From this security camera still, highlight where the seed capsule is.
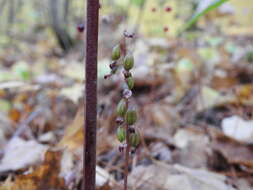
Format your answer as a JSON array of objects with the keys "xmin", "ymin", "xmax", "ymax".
[
  {"xmin": 111, "ymin": 45, "xmax": 121, "ymax": 60},
  {"xmin": 123, "ymin": 54, "xmax": 134, "ymax": 71},
  {"xmin": 125, "ymin": 109, "xmax": 137, "ymax": 125},
  {"xmin": 126, "ymin": 77, "xmax": 134, "ymax": 90},
  {"xmin": 116, "ymin": 126, "xmax": 126, "ymax": 142},
  {"xmin": 116, "ymin": 99, "xmax": 127, "ymax": 117},
  {"xmin": 130, "ymin": 132, "xmax": 140, "ymax": 147}
]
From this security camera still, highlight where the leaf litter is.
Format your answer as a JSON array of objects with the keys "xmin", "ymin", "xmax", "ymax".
[{"xmin": 1, "ymin": 9, "xmax": 253, "ymax": 190}]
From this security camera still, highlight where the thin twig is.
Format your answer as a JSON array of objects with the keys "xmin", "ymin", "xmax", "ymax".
[{"xmin": 11, "ymin": 107, "xmax": 44, "ymax": 140}]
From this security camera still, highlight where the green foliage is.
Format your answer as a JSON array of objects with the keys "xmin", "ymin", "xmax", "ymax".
[
  {"xmin": 180, "ymin": 0, "xmax": 230, "ymax": 33},
  {"xmin": 247, "ymin": 51, "xmax": 253, "ymax": 62},
  {"xmin": 14, "ymin": 62, "xmax": 31, "ymax": 81},
  {"xmin": 131, "ymin": 0, "xmax": 145, "ymax": 7}
]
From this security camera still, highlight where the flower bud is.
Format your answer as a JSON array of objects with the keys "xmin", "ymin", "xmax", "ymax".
[
  {"xmin": 104, "ymin": 74, "xmax": 111, "ymax": 79},
  {"xmin": 129, "ymin": 127, "xmax": 135, "ymax": 133},
  {"xmin": 77, "ymin": 23, "xmax": 85, "ymax": 33},
  {"xmin": 126, "ymin": 77, "xmax": 134, "ymax": 90},
  {"xmin": 109, "ymin": 61, "xmax": 117, "ymax": 69},
  {"xmin": 111, "ymin": 45, "xmax": 121, "ymax": 60},
  {"xmin": 116, "ymin": 117, "xmax": 124, "ymax": 125},
  {"xmin": 116, "ymin": 99, "xmax": 127, "ymax": 117},
  {"xmin": 119, "ymin": 145, "xmax": 124, "ymax": 152},
  {"xmin": 124, "ymin": 30, "xmax": 135, "ymax": 38},
  {"xmin": 130, "ymin": 148, "xmax": 136, "ymax": 155},
  {"xmin": 123, "ymin": 70, "xmax": 132, "ymax": 78},
  {"xmin": 111, "ymin": 66, "xmax": 118, "ymax": 74},
  {"xmin": 130, "ymin": 132, "xmax": 140, "ymax": 147},
  {"xmin": 165, "ymin": 6, "xmax": 172, "ymax": 12},
  {"xmin": 125, "ymin": 109, "xmax": 137, "ymax": 125},
  {"xmin": 123, "ymin": 54, "xmax": 134, "ymax": 71},
  {"xmin": 116, "ymin": 126, "xmax": 126, "ymax": 142},
  {"xmin": 123, "ymin": 89, "xmax": 132, "ymax": 99}
]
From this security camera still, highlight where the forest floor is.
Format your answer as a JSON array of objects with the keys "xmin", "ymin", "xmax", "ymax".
[{"xmin": 0, "ymin": 22, "xmax": 253, "ymax": 190}]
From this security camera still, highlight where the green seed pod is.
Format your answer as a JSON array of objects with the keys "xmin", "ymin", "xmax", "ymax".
[
  {"xmin": 125, "ymin": 109, "xmax": 137, "ymax": 125},
  {"xmin": 116, "ymin": 99, "xmax": 127, "ymax": 117},
  {"xmin": 126, "ymin": 77, "xmax": 134, "ymax": 90},
  {"xmin": 111, "ymin": 45, "xmax": 121, "ymax": 60},
  {"xmin": 123, "ymin": 54, "xmax": 134, "ymax": 71},
  {"xmin": 130, "ymin": 132, "xmax": 140, "ymax": 147},
  {"xmin": 117, "ymin": 126, "xmax": 126, "ymax": 142}
]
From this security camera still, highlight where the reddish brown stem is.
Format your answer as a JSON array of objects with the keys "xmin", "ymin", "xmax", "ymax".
[
  {"xmin": 124, "ymin": 123, "xmax": 130, "ymax": 190},
  {"xmin": 84, "ymin": 0, "xmax": 99, "ymax": 190},
  {"xmin": 124, "ymin": 97, "xmax": 130, "ymax": 190},
  {"xmin": 122, "ymin": 36, "xmax": 130, "ymax": 190}
]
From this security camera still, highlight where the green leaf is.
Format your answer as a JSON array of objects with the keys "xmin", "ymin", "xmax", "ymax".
[
  {"xmin": 180, "ymin": 0, "xmax": 230, "ymax": 33},
  {"xmin": 247, "ymin": 51, "xmax": 253, "ymax": 62},
  {"xmin": 131, "ymin": 0, "xmax": 145, "ymax": 7},
  {"xmin": 13, "ymin": 61, "xmax": 31, "ymax": 81}
]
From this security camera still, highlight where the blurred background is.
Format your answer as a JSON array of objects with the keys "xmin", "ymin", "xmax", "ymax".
[{"xmin": 0, "ymin": 0, "xmax": 253, "ymax": 190}]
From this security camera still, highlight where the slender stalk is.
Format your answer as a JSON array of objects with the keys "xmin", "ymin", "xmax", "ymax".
[
  {"xmin": 84, "ymin": 0, "xmax": 99, "ymax": 190},
  {"xmin": 124, "ymin": 101, "xmax": 130, "ymax": 190},
  {"xmin": 108, "ymin": 34, "xmax": 137, "ymax": 190}
]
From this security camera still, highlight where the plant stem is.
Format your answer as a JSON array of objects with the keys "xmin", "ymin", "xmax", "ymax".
[
  {"xmin": 124, "ymin": 125, "xmax": 130, "ymax": 190},
  {"xmin": 84, "ymin": 0, "xmax": 99, "ymax": 189},
  {"xmin": 124, "ymin": 98, "xmax": 130, "ymax": 190}
]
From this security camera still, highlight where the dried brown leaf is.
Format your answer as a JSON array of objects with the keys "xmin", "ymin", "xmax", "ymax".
[{"xmin": 11, "ymin": 151, "xmax": 67, "ymax": 190}]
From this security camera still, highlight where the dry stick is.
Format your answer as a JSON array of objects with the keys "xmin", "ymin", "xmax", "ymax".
[
  {"xmin": 11, "ymin": 107, "xmax": 44, "ymax": 139},
  {"xmin": 84, "ymin": 0, "xmax": 99, "ymax": 189}
]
